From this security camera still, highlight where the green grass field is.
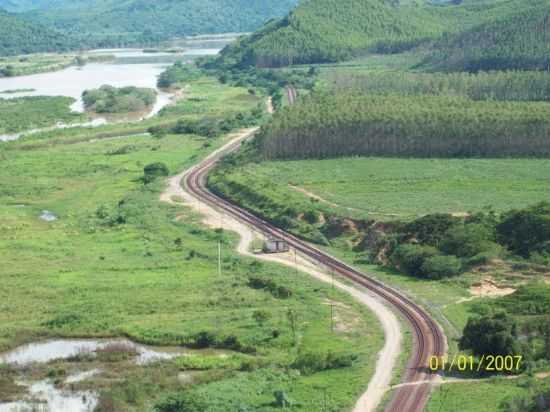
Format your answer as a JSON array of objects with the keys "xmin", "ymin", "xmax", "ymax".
[
  {"xmin": 425, "ymin": 378, "xmax": 539, "ymax": 412},
  {"xmin": 211, "ymin": 152, "xmax": 550, "ymax": 412},
  {"xmin": 0, "ymin": 77, "xmax": 384, "ymax": 411},
  {"xmin": 0, "ymin": 96, "xmax": 84, "ymax": 134},
  {"xmin": 222, "ymin": 157, "xmax": 550, "ymax": 220}
]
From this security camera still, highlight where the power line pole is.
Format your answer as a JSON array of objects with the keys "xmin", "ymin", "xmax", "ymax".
[
  {"xmin": 331, "ymin": 303, "xmax": 335, "ymax": 332},
  {"xmin": 218, "ymin": 239, "xmax": 222, "ymax": 277},
  {"xmin": 294, "ymin": 247, "xmax": 298, "ymax": 275}
]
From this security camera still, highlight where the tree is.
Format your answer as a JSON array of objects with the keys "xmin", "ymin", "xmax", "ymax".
[
  {"xmin": 497, "ymin": 202, "xmax": 550, "ymax": 258},
  {"xmin": 440, "ymin": 224, "xmax": 496, "ymax": 258},
  {"xmin": 143, "ymin": 162, "xmax": 169, "ymax": 183},
  {"xmin": 390, "ymin": 244, "xmax": 439, "ymax": 277},
  {"xmin": 405, "ymin": 214, "xmax": 459, "ymax": 247},
  {"xmin": 421, "ymin": 255, "xmax": 462, "ymax": 279},
  {"xmin": 459, "ymin": 312, "xmax": 520, "ymax": 357}
]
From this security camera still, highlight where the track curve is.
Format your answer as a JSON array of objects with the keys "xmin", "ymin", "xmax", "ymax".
[{"xmin": 184, "ymin": 131, "xmax": 446, "ymax": 412}]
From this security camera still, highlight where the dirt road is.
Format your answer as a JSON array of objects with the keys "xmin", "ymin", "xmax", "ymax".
[{"xmin": 161, "ymin": 129, "xmax": 403, "ymax": 412}]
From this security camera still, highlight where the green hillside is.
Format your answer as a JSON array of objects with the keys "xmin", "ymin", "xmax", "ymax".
[
  {"xmin": 215, "ymin": 0, "xmax": 449, "ymax": 68},
  {"xmin": 0, "ymin": 9, "xmax": 74, "ymax": 56},
  {"xmin": 213, "ymin": 0, "xmax": 550, "ymax": 68},
  {"xmin": 24, "ymin": 0, "xmax": 299, "ymax": 45},
  {"xmin": 423, "ymin": 1, "xmax": 550, "ymax": 71}
]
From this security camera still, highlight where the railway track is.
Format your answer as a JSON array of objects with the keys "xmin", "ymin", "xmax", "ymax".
[{"xmin": 183, "ymin": 131, "xmax": 446, "ymax": 412}]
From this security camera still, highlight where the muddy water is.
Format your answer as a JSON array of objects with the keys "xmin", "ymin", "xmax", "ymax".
[
  {"xmin": 0, "ymin": 339, "xmax": 185, "ymax": 366},
  {"xmin": 0, "ymin": 380, "xmax": 98, "ymax": 412},
  {"xmin": 0, "ymin": 339, "xmax": 191, "ymax": 411},
  {"xmin": 0, "ymin": 38, "xmax": 234, "ymax": 142}
]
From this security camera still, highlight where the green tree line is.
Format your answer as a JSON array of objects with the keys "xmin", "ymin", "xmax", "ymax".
[
  {"xmin": 257, "ymin": 92, "xmax": 550, "ymax": 159},
  {"xmin": 331, "ymin": 70, "xmax": 550, "ymax": 102}
]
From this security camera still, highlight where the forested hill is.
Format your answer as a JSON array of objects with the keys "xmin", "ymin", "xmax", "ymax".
[
  {"xmin": 0, "ymin": 8, "xmax": 73, "ymax": 56},
  {"xmin": 214, "ymin": 0, "xmax": 449, "ymax": 68},
  {"xmin": 23, "ymin": 0, "xmax": 299, "ymax": 44},
  {"xmin": 213, "ymin": 0, "xmax": 550, "ymax": 69},
  {"xmin": 422, "ymin": 2, "xmax": 550, "ymax": 72}
]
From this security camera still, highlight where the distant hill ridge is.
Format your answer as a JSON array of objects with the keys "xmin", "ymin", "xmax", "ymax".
[
  {"xmin": 21, "ymin": 0, "xmax": 300, "ymax": 41},
  {"xmin": 0, "ymin": 8, "xmax": 73, "ymax": 56}
]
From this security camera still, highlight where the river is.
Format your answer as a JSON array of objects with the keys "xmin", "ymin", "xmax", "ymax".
[{"xmin": 0, "ymin": 37, "xmax": 234, "ymax": 141}]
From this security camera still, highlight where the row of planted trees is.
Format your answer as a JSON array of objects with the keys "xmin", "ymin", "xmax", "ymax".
[
  {"xmin": 258, "ymin": 93, "xmax": 550, "ymax": 159},
  {"xmin": 330, "ymin": 70, "xmax": 550, "ymax": 102}
]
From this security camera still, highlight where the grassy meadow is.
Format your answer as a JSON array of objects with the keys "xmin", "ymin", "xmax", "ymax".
[
  {"xmin": 0, "ymin": 96, "xmax": 84, "ymax": 134},
  {"xmin": 215, "ymin": 157, "xmax": 550, "ymax": 220},
  {"xmin": 0, "ymin": 76, "xmax": 384, "ymax": 411}
]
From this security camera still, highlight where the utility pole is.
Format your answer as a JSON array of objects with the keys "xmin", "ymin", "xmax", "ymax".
[
  {"xmin": 218, "ymin": 240, "xmax": 222, "ymax": 277},
  {"xmin": 294, "ymin": 247, "xmax": 298, "ymax": 275},
  {"xmin": 330, "ymin": 302, "xmax": 335, "ymax": 333}
]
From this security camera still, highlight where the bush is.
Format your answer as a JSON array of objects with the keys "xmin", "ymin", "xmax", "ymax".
[
  {"xmin": 154, "ymin": 392, "xmax": 207, "ymax": 412},
  {"xmin": 193, "ymin": 331, "xmax": 217, "ymax": 348},
  {"xmin": 390, "ymin": 244, "xmax": 439, "ymax": 277},
  {"xmin": 247, "ymin": 276, "xmax": 292, "ymax": 299},
  {"xmin": 440, "ymin": 224, "xmax": 496, "ymax": 258},
  {"xmin": 497, "ymin": 202, "xmax": 550, "ymax": 258},
  {"xmin": 459, "ymin": 312, "xmax": 520, "ymax": 357},
  {"xmin": 82, "ymin": 85, "xmax": 156, "ymax": 113},
  {"xmin": 421, "ymin": 255, "xmax": 462, "ymax": 279},
  {"xmin": 292, "ymin": 350, "xmax": 357, "ymax": 375},
  {"xmin": 144, "ymin": 162, "xmax": 169, "ymax": 183},
  {"xmin": 405, "ymin": 214, "xmax": 460, "ymax": 246}
]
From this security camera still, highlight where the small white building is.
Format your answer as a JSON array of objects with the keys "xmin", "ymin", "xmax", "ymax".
[{"xmin": 264, "ymin": 237, "xmax": 289, "ymax": 253}]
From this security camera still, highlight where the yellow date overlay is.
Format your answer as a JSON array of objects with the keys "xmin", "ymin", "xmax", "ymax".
[{"xmin": 428, "ymin": 355, "xmax": 522, "ymax": 372}]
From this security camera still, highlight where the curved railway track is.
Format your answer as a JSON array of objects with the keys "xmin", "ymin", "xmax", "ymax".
[{"xmin": 184, "ymin": 131, "xmax": 446, "ymax": 412}]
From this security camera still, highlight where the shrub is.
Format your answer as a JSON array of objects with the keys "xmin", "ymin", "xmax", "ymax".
[
  {"xmin": 248, "ymin": 276, "xmax": 292, "ymax": 299},
  {"xmin": 405, "ymin": 214, "xmax": 460, "ymax": 246},
  {"xmin": 292, "ymin": 350, "xmax": 357, "ymax": 375},
  {"xmin": 421, "ymin": 255, "xmax": 462, "ymax": 279},
  {"xmin": 440, "ymin": 224, "xmax": 496, "ymax": 258},
  {"xmin": 466, "ymin": 251, "xmax": 497, "ymax": 267},
  {"xmin": 253, "ymin": 310, "xmax": 271, "ymax": 325},
  {"xmin": 497, "ymin": 202, "xmax": 550, "ymax": 258},
  {"xmin": 274, "ymin": 391, "xmax": 292, "ymax": 408},
  {"xmin": 193, "ymin": 331, "xmax": 217, "ymax": 348},
  {"xmin": 144, "ymin": 162, "xmax": 169, "ymax": 183},
  {"xmin": 154, "ymin": 392, "xmax": 207, "ymax": 412},
  {"xmin": 459, "ymin": 312, "xmax": 520, "ymax": 357},
  {"xmin": 390, "ymin": 244, "xmax": 439, "ymax": 277}
]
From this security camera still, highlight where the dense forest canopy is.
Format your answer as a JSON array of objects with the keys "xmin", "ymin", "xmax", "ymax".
[
  {"xmin": 0, "ymin": 0, "xmax": 299, "ymax": 55},
  {"xmin": 257, "ymin": 92, "xmax": 550, "ymax": 159},
  {"xmin": 0, "ymin": 8, "xmax": 74, "ymax": 56},
  {"xmin": 422, "ymin": 2, "xmax": 550, "ymax": 71},
  {"xmin": 21, "ymin": 0, "xmax": 299, "ymax": 46},
  {"xmin": 214, "ymin": 0, "xmax": 550, "ymax": 69}
]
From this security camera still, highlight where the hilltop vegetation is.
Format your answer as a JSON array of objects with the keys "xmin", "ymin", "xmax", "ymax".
[
  {"xmin": 215, "ymin": 0, "xmax": 449, "ymax": 68},
  {"xmin": 0, "ymin": 0, "xmax": 299, "ymax": 55},
  {"xmin": 20, "ymin": 0, "xmax": 299, "ymax": 49},
  {"xmin": 423, "ymin": 2, "xmax": 550, "ymax": 72},
  {"xmin": 213, "ymin": 0, "xmax": 550, "ymax": 71},
  {"xmin": 0, "ymin": 9, "xmax": 74, "ymax": 56}
]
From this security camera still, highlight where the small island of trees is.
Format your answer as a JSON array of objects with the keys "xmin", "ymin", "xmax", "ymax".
[{"xmin": 82, "ymin": 85, "xmax": 157, "ymax": 114}]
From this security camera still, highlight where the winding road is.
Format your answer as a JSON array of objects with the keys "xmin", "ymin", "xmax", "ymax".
[
  {"xmin": 163, "ymin": 87, "xmax": 446, "ymax": 410},
  {"xmin": 168, "ymin": 128, "xmax": 447, "ymax": 412}
]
